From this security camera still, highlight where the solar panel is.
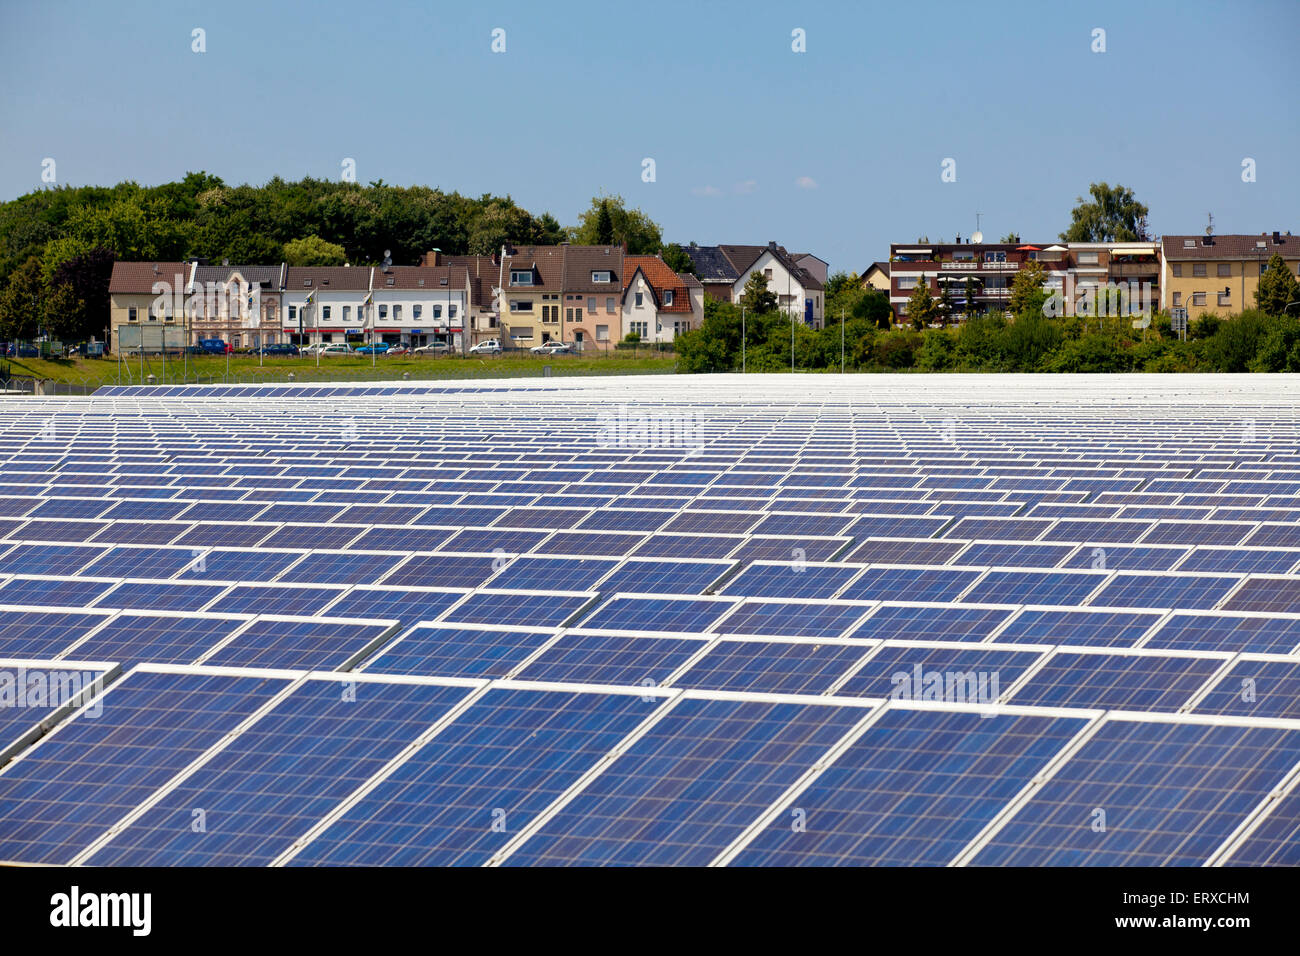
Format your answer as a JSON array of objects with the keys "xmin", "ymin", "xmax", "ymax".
[
  {"xmin": 286, "ymin": 686, "xmax": 662, "ymax": 866},
  {"xmin": 839, "ymin": 567, "xmax": 981, "ymax": 603},
  {"xmin": 0, "ymin": 669, "xmax": 293, "ymax": 864},
  {"xmin": 971, "ymin": 718, "xmax": 1300, "ymax": 866},
  {"xmin": 71, "ymin": 612, "xmax": 247, "ymax": 667},
  {"xmin": 675, "ymin": 639, "xmax": 871, "ymax": 694},
  {"xmin": 1221, "ymin": 577, "xmax": 1300, "ymax": 614},
  {"xmin": 837, "ymin": 644, "xmax": 1045, "ymax": 700},
  {"xmin": 719, "ymin": 562, "xmax": 861, "ymax": 600},
  {"xmin": 1005, "ymin": 649, "xmax": 1225, "ymax": 711},
  {"xmin": 995, "ymin": 607, "xmax": 1162, "ymax": 648},
  {"xmin": 1144, "ymin": 612, "xmax": 1300, "ymax": 654},
  {"xmin": 731, "ymin": 707, "xmax": 1089, "ymax": 866},
  {"xmin": 850, "ymin": 604, "xmax": 1012, "ymax": 642},
  {"xmin": 579, "ymin": 595, "xmax": 736, "ymax": 633},
  {"xmin": 82, "ymin": 677, "xmax": 474, "ymax": 866},
  {"xmin": 1089, "ymin": 573, "xmax": 1242, "ymax": 610},
  {"xmin": 514, "ymin": 631, "xmax": 705, "ymax": 687},
  {"xmin": 361, "ymin": 624, "xmax": 556, "ymax": 679},
  {"xmin": 202, "ymin": 617, "xmax": 396, "ymax": 670},
  {"xmin": 719, "ymin": 600, "xmax": 870, "ymax": 639},
  {"xmin": 504, "ymin": 697, "xmax": 865, "ymax": 866}
]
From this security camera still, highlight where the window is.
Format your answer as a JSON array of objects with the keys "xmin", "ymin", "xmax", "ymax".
[
  {"xmin": 510, "ymin": 300, "xmax": 533, "ymax": 312},
  {"xmin": 1218, "ymin": 291, "xmax": 1231, "ymax": 306},
  {"xmin": 564, "ymin": 308, "xmax": 572, "ymax": 322},
  {"xmin": 378, "ymin": 305, "xmax": 387, "ymax": 319},
  {"xmin": 1192, "ymin": 292, "xmax": 1206, "ymax": 306},
  {"xmin": 413, "ymin": 305, "xmax": 422, "ymax": 320},
  {"xmin": 510, "ymin": 270, "xmax": 533, "ymax": 286},
  {"xmin": 1183, "ymin": 240, "xmax": 1195, "ymax": 249},
  {"xmin": 984, "ymin": 251, "xmax": 1007, "ymax": 262},
  {"xmin": 605, "ymin": 297, "xmax": 615, "ymax": 313},
  {"xmin": 674, "ymin": 320, "xmax": 688, "ymax": 336},
  {"xmin": 449, "ymin": 305, "xmax": 457, "ymax": 318},
  {"xmin": 663, "ymin": 290, "xmax": 674, "ymax": 306},
  {"xmin": 128, "ymin": 307, "xmax": 138, "ymax": 322},
  {"xmin": 392, "ymin": 305, "xmax": 401, "ymax": 321},
  {"xmin": 322, "ymin": 306, "xmax": 331, "ymax": 320},
  {"xmin": 897, "ymin": 277, "xmax": 918, "ymax": 290},
  {"xmin": 433, "ymin": 306, "xmax": 442, "ymax": 319},
  {"xmin": 1172, "ymin": 292, "xmax": 1182, "ymax": 307},
  {"xmin": 587, "ymin": 297, "xmax": 595, "ymax": 314},
  {"xmin": 763, "ymin": 269, "xmax": 773, "ymax": 280},
  {"xmin": 575, "ymin": 307, "xmax": 583, "ymax": 322},
  {"xmin": 1193, "ymin": 263, "xmax": 1207, "ymax": 277},
  {"xmin": 1078, "ymin": 252, "xmax": 1099, "ymax": 265},
  {"xmin": 1172, "ymin": 264, "xmax": 1182, "ymax": 277},
  {"xmin": 591, "ymin": 270, "xmax": 611, "ymax": 283},
  {"xmin": 288, "ymin": 306, "xmax": 297, "ymax": 320},
  {"xmin": 634, "ymin": 292, "xmax": 644, "ymax": 307},
  {"xmin": 1217, "ymin": 263, "xmax": 1231, "ymax": 277},
  {"xmin": 1261, "ymin": 264, "xmax": 1270, "ymax": 276},
  {"xmin": 631, "ymin": 321, "xmax": 648, "ymax": 338},
  {"xmin": 596, "ymin": 325, "xmax": 609, "ymax": 341}
]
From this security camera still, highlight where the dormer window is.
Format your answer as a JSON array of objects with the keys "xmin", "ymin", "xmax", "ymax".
[
  {"xmin": 663, "ymin": 290, "xmax": 674, "ymax": 306},
  {"xmin": 591, "ymin": 270, "xmax": 612, "ymax": 283},
  {"xmin": 303, "ymin": 279, "xmax": 312, "ymax": 287},
  {"xmin": 510, "ymin": 270, "xmax": 534, "ymax": 286},
  {"xmin": 386, "ymin": 277, "xmax": 394, "ymax": 285}
]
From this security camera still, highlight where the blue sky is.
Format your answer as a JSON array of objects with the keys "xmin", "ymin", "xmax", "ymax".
[{"xmin": 2, "ymin": 0, "xmax": 1297, "ymax": 272}]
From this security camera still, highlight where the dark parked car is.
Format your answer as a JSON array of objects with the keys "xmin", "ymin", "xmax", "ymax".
[
  {"xmin": 195, "ymin": 339, "xmax": 233, "ymax": 354},
  {"xmin": 256, "ymin": 344, "xmax": 300, "ymax": 356}
]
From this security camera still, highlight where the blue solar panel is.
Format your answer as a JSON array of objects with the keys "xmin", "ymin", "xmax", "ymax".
[
  {"xmin": 839, "ymin": 567, "xmax": 981, "ymax": 603},
  {"xmin": 442, "ymin": 591, "xmax": 591, "ymax": 628},
  {"xmin": 1090, "ymin": 573, "xmax": 1241, "ymax": 610},
  {"xmin": 73, "ymin": 613, "xmax": 245, "ymax": 667},
  {"xmin": 0, "ymin": 662, "xmax": 112, "ymax": 761},
  {"xmin": 675, "ymin": 639, "xmax": 871, "ymax": 694},
  {"xmin": 838, "ymin": 644, "xmax": 1045, "ymax": 700},
  {"xmin": 1221, "ymin": 786, "xmax": 1300, "ymax": 865},
  {"xmin": 515, "ymin": 632, "xmax": 705, "ymax": 686},
  {"xmin": 95, "ymin": 580, "xmax": 227, "ymax": 612},
  {"xmin": 0, "ymin": 609, "xmax": 111, "ymax": 657},
  {"xmin": 597, "ymin": 559, "xmax": 731, "ymax": 595},
  {"xmin": 0, "ymin": 544, "xmax": 106, "ymax": 576},
  {"xmin": 972, "ymin": 719, "xmax": 1300, "ymax": 865},
  {"xmin": 720, "ymin": 601, "xmax": 869, "ymax": 639},
  {"xmin": 382, "ymin": 554, "xmax": 503, "ymax": 590},
  {"xmin": 278, "ymin": 551, "xmax": 403, "ymax": 585},
  {"xmin": 1178, "ymin": 548, "xmax": 1300, "ymax": 574},
  {"xmin": 720, "ymin": 563, "xmax": 861, "ymax": 599},
  {"xmin": 203, "ymin": 618, "xmax": 394, "ymax": 671},
  {"xmin": 580, "ymin": 596, "xmax": 736, "ymax": 633},
  {"xmin": 362, "ymin": 625, "xmax": 555, "ymax": 679},
  {"xmin": 485, "ymin": 556, "xmax": 618, "ymax": 591},
  {"xmin": 956, "ymin": 542, "xmax": 1076, "ymax": 568},
  {"xmin": 963, "ymin": 570, "xmax": 1107, "ymax": 606},
  {"xmin": 1144, "ymin": 612, "xmax": 1300, "ymax": 654},
  {"xmin": 1222, "ymin": 578, "xmax": 1300, "ymax": 614},
  {"xmin": 1006, "ymin": 650, "xmax": 1224, "ymax": 711},
  {"xmin": 1058, "ymin": 544, "xmax": 1189, "ymax": 571},
  {"xmin": 82, "ymin": 678, "xmax": 473, "ymax": 866},
  {"xmin": 850, "ymin": 604, "xmax": 1011, "ymax": 642},
  {"xmin": 0, "ymin": 669, "xmax": 292, "ymax": 864},
  {"xmin": 732, "ymin": 708, "xmax": 1088, "ymax": 866},
  {"xmin": 81, "ymin": 546, "xmax": 209, "ymax": 579},
  {"xmin": 1192, "ymin": 659, "xmax": 1300, "ymax": 720},
  {"xmin": 323, "ymin": 587, "xmax": 462, "ymax": 627},
  {"xmin": 176, "ymin": 548, "xmax": 300, "ymax": 581},
  {"xmin": 995, "ymin": 608, "xmax": 1162, "ymax": 648},
  {"xmin": 0, "ymin": 577, "xmax": 115, "ymax": 608},
  {"xmin": 505, "ymin": 698, "xmax": 864, "ymax": 866},
  {"xmin": 288, "ymin": 687, "xmax": 660, "ymax": 866},
  {"xmin": 206, "ymin": 585, "xmax": 344, "ymax": 616},
  {"xmin": 846, "ymin": 539, "xmax": 965, "ymax": 564}
]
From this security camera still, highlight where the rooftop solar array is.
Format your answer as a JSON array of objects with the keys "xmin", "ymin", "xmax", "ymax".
[{"xmin": 1, "ymin": 374, "xmax": 1299, "ymax": 866}]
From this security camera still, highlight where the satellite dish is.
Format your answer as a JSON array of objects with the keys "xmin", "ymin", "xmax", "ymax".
[
  {"xmin": 1205, "ymin": 225, "xmax": 1213, "ymax": 236},
  {"xmin": 383, "ymin": 249, "xmax": 391, "ymax": 259},
  {"xmin": 970, "ymin": 231, "xmax": 983, "ymax": 244}
]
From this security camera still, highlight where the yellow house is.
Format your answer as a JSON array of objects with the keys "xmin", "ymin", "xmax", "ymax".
[
  {"xmin": 859, "ymin": 261, "xmax": 890, "ymax": 292},
  {"xmin": 1161, "ymin": 232, "xmax": 1299, "ymax": 317},
  {"xmin": 497, "ymin": 245, "xmax": 565, "ymax": 348},
  {"xmin": 108, "ymin": 261, "xmax": 190, "ymax": 352}
]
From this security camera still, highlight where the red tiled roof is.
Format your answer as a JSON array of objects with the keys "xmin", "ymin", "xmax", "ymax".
[
  {"xmin": 109, "ymin": 261, "xmax": 188, "ymax": 294},
  {"xmin": 624, "ymin": 255, "xmax": 693, "ymax": 312}
]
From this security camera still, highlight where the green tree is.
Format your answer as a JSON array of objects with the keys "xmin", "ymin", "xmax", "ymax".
[
  {"xmin": 569, "ymin": 194, "xmax": 663, "ymax": 253},
  {"xmin": 660, "ymin": 242, "xmax": 694, "ymax": 274},
  {"xmin": 937, "ymin": 282, "xmax": 956, "ymax": 324},
  {"xmin": 42, "ymin": 281, "xmax": 85, "ymax": 342},
  {"xmin": 1061, "ymin": 183, "xmax": 1150, "ymax": 242},
  {"xmin": 1009, "ymin": 259, "xmax": 1048, "ymax": 317},
  {"xmin": 1255, "ymin": 253, "xmax": 1300, "ymax": 316},
  {"xmin": 739, "ymin": 270, "xmax": 778, "ymax": 314},
  {"xmin": 0, "ymin": 256, "xmax": 47, "ymax": 341},
  {"xmin": 906, "ymin": 274, "xmax": 935, "ymax": 329},
  {"xmin": 47, "ymin": 246, "xmax": 115, "ymax": 342},
  {"xmin": 284, "ymin": 235, "xmax": 348, "ymax": 266},
  {"xmin": 962, "ymin": 276, "xmax": 979, "ymax": 319}
]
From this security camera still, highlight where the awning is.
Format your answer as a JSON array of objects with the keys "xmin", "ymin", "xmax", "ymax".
[{"xmin": 1016, "ymin": 245, "xmax": 1041, "ymax": 251}]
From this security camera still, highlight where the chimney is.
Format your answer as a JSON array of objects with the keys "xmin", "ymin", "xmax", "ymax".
[
  {"xmin": 768, "ymin": 241, "xmax": 777, "ymax": 250},
  {"xmin": 1273, "ymin": 231, "xmax": 1282, "ymax": 244}
]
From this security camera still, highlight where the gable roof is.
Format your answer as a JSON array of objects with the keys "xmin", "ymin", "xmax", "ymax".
[
  {"xmin": 192, "ymin": 263, "xmax": 284, "ymax": 289},
  {"xmin": 623, "ymin": 255, "xmax": 693, "ymax": 313},
  {"xmin": 1161, "ymin": 234, "xmax": 1297, "ymax": 260},
  {"xmin": 562, "ymin": 244, "xmax": 623, "ymax": 293},
  {"xmin": 372, "ymin": 265, "xmax": 469, "ymax": 291},
  {"xmin": 443, "ymin": 254, "xmax": 504, "ymax": 309},
  {"xmin": 684, "ymin": 245, "xmax": 740, "ymax": 283},
  {"xmin": 502, "ymin": 245, "xmax": 564, "ymax": 291},
  {"xmin": 721, "ymin": 242, "xmax": 825, "ymax": 291},
  {"xmin": 285, "ymin": 266, "xmax": 371, "ymax": 292},
  {"xmin": 109, "ymin": 261, "xmax": 188, "ymax": 295}
]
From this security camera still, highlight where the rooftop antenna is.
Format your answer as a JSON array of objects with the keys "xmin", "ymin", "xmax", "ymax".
[{"xmin": 1206, "ymin": 213, "xmax": 1214, "ymax": 236}]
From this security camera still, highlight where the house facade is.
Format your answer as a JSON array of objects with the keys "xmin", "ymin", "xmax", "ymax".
[
  {"xmin": 281, "ymin": 266, "xmax": 373, "ymax": 347},
  {"xmin": 1161, "ymin": 232, "xmax": 1298, "ymax": 317},
  {"xmin": 108, "ymin": 261, "xmax": 190, "ymax": 351},
  {"xmin": 496, "ymin": 245, "xmax": 565, "ymax": 348},
  {"xmin": 621, "ymin": 255, "xmax": 703, "ymax": 344},
  {"xmin": 561, "ymin": 244, "xmax": 623, "ymax": 351},
  {"xmin": 685, "ymin": 242, "xmax": 825, "ymax": 326}
]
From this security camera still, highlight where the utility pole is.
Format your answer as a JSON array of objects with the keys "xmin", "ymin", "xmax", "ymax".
[{"xmin": 841, "ymin": 306, "xmax": 845, "ymax": 374}]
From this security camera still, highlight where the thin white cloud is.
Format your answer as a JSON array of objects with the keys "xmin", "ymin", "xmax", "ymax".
[
  {"xmin": 795, "ymin": 176, "xmax": 818, "ymax": 190},
  {"xmin": 733, "ymin": 179, "xmax": 758, "ymax": 194},
  {"xmin": 691, "ymin": 185, "xmax": 722, "ymax": 197}
]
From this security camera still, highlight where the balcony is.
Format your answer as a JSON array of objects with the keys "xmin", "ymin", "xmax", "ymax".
[{"xmin": 1110, "ymin": 263, "xmax": 1159, "ymax": 278}]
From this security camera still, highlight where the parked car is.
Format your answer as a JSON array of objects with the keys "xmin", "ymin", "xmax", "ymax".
[
  {"xmin": 256, "ymin": 343, "xmax": 300, "ymax": 356},
  {"xmin": 195, "ymin": 338, "xmax": 232, "ymax": 355},
  {"xmin": 384, "ymin": 345, "xmax": 411, "ymax": 356},
  {"xmin": 413, "ymin": 342, "xmax": 449, "ymax": 355},
  {"xmin": 354, "ymin": 343, "xmax": 391, "ymax": 354},
  {"xmin": 469, "ymin": 339, "xmax": 502, "ymax": 354},
  {"xmin": 530, "ymin": 340, "xmax": 572, "ymax": 354},
  {"xmin": 317, "ymin": 344, "xmax": 354, "ymax": 356}
]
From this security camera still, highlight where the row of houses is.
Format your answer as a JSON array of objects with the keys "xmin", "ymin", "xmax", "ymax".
[
  {"xmin": 862, "ymin": 231, "xmax": 1300, "ymax": 322},
  {"xmin": 108, "ymin": 244, "xmax": 722, "ymax": 351}
]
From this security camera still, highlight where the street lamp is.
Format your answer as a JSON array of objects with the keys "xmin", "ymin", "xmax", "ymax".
[{"xmin": 741, "ymin": 306, "xmax": 746, "ymax": 374}]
